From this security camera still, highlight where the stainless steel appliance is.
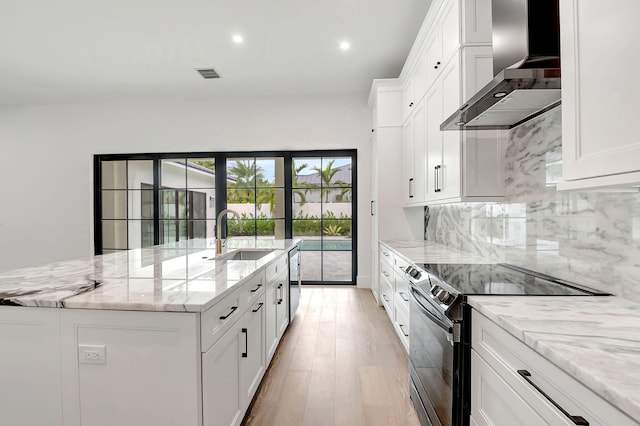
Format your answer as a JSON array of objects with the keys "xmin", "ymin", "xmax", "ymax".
[
  {"xmin": 405, "ymin": 263, "xmax": 608, "ymax": 426},
  {"xmin": 288, "ymin": 246, "xmax": 301, "ymax": 322},
  {"xmin": 441, "ymin": 0, "xmax": 561, "ymax": 131}
]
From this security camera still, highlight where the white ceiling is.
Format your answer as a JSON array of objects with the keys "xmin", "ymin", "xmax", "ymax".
[{"xmin": 0, "ymin": 0, "xmax": 431, "ymax": 106}]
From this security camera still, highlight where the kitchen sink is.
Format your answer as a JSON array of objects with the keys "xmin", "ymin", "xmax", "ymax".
[{"xmin": 216, "ymin": 249, "xmax": 273, "ymax": 261}]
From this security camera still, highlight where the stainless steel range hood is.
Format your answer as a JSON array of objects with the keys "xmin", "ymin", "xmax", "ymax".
[{"xmin": 441, "ymin": 0, "xmax": 561, "ymax": 131}]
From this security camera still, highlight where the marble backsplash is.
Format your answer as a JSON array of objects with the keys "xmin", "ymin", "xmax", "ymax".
[{"xmin": 425, "ymin": 107, "xmax": 640, "ymax": 301}]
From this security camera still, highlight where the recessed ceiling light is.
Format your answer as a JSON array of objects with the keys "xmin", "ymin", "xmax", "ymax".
[
  {"xmin": 339, "ymin": 41, "xmax": 351, "ymax": 51},
  {"xmin": 232, "ymin": 34, "xmax": 244, "ymax": 44}
]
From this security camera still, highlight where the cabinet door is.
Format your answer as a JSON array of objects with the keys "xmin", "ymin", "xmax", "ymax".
[
  {"xmin": 471, "ymin": 350, "xmax": 547, "ymax": 426},
  {"xmin": 561, "ymin": 0, "xmax": 640, "ymax": 185},
  {"xmin": 265, "ymin": 280, "xmax": 278, "ymax": 364},
  {"xmin": 440, "ymin": 55, "xmax": 462, "ymax": 200},
  {"xmin": 203, "ymin": 323, "xmax": 243, "ymax": 426},
  {"xmin": 402, "ymin": 117, "xmax": 416, "ymax": 203},
  {"xmin": 239, "ymin": 298, "xmax": 266, "ymax": 410},
  {"xmin": 425, "ymin": 83, "xmax": 443, "ymax": 200},
  {"xmin": 440, "ymin": 0, "xmax": 460, "ymax": 64},
  {"xmin": 275, "ymin": 272, "xmax": 289, "ymax": 338},
  {"xmin": 412, "ymin": 101, "xmax": 427, "ymax": 204}
]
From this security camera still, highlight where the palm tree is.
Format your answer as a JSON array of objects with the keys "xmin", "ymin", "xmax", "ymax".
[
  {"xmin": 311, "ymin": 160, "xmax": 347, "ymax": 203},
  {"xmin": 292, "ymin": 160, "xmax": 312, "ymax": 206},
  {"xmin": 227, "ymin": 160, "xmax": 269, "ymax": 204}
]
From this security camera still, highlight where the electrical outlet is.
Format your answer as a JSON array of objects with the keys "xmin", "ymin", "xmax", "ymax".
[{"xmin": 78, "ymin": 344, "xmax": 106, "ymax": 365}]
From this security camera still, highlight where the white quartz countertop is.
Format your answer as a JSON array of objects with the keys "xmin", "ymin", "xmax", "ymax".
[
  {"xmin": 0, "ymin": 238, "xmax": 300, "ymax": 312},
  {"xmin": 381, "ymin": 240, "xmax": 493, "ymax": 264},
  {"xmin": 468, "ymin": 296, "xmax": 640, "ymax": 423}
]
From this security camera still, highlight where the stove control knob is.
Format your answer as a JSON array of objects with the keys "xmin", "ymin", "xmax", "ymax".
[
  {"xmin": 405, "ymin": 266, "xmax": 414, "ymax": 275},
  {"xmin": 431, "ymin": 286, "xmax": 441, "ymax": 296},
  {"xmin": 437, "ymin": 290, "xmax": 451, "ymax": 304},
  {"xmin": 409, "ymin": 269, "xmax": 421, "ymax": 280},
  {"xmin": 443, "ymin": 293, "xmax": 456, "ymax": 305}
]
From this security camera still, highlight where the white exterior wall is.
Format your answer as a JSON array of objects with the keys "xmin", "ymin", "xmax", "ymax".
[{"xmin": 0, "ymin": 95, "xmax": 373, "ymax": 288}]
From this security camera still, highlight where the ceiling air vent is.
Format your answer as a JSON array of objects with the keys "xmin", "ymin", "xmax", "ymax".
[{"xmin": 196, "ymin": 68, "xmax": 221, "ymax": 79}]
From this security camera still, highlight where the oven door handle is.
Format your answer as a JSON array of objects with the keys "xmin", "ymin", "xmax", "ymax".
[{"xmin": 410, "ymin": 288, "xmax": 453, "ymax": 334}]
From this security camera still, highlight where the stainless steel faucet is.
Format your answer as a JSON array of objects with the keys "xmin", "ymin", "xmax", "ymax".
[{"xmin": 216, "ymin": 209, "xmax": 243, "ymax": 254}]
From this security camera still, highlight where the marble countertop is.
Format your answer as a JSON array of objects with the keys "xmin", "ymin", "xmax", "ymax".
[
  {"xmin": 468, "ymin": 296, "xmax": 640, "ymax": 422},
  {"xmin": 381, "ymin": 239, "xmax": 493, "ymax": 264},
  {"xmin": 0, "ymin": 238, "xmax": 299, "ymax": 312}
]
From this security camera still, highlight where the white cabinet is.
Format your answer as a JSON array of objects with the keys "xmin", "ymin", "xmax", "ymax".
[
  {"xmin": 378, "ymin": 242, "xmax": 411, "ymax": 353},
  {"xmin": 472, "ymin": 309, "xmax": 637, "ymax": 426},
  {"xmin": 239, "ymin": 297, "xmax": 266, "ymax": 411},
  {"xmin": 559, "ymin": 0, "xmax": 640, "ymax": 190},
  {"xmin": 203, "ymin": 319, "xmax": 243, "ymax": 426},
  {"xmin": 369, "ymin": 80, "xmax": 423, "ymax": 304},
  {"xmin": 423, "ymin": 48, "xmax": 504, "ymax": 204},
  {"xmin": 265, "ymin": 254, "xmax": 289, "ymax": 364},
  {"xmin": 202, "ymin": 296, "xmax": 265, "ymax": 426},
  {"xmin": 399, "ymin": 0, "xmax": 503, "ymax": 206},
  {"xmin": 402, "ymin": 100, "xmax": 427, "ymax": 204},
  {"xmin": 0, "ymin": 307, "xmax": 63, "ymax": 426}
]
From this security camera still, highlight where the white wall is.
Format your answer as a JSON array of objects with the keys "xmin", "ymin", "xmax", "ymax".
[{"xmin": 0, "ymin": 94, "xmax": 374, "ymax": 287}]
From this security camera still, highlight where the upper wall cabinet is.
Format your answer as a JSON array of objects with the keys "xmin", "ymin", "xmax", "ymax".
[
  {"xmin": 398, "ymin": 0, "xmax": 504, "ymax": 206},
  {"xmin": 558, "ymin": 0, "xmax": 640, "ymax": 190},
  {"xmin": 402, "ymin": 0, "xmax": 492, "ymax": 124}
]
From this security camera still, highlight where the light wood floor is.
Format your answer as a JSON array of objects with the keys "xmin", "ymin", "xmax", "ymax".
[{"xmin": 243, "ymin": 286, "xmax": 420, "ymax": 426}]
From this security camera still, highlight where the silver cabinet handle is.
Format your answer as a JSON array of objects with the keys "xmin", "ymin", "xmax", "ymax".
[
  {"xmin": 382, "ymin": 251, "xmax": 389, "ymax": 257},
  {"xmin": 434, "ymin": 165, "xmax": 442, "ymax": 192},
  {"xmin": 371, "ymin": 200, "xmax": 375, "ymax": 216},
  {"xmin": 409, "ymin": 178, "xmax": 414, "ymax": 198},
  {"xmin": 517, "ymin": 370, "xmax": 589, "ymax": 425},
  {"xmin": 250, "ymin": 283, "xmax": 262, "ymax": 293},
  {"xmin": 399, "ymin": 291, "xmax": 409, "ymax": 302},
  {"xmin": 382, "ymin": 271, "xmax": 390, "ymax": 277},
  {"xmin": 219, "ymin": 306, "xmax": 238, "ymax": 320},
  {"xmin": 382, "ymin": 294, "xmax": 390, "ymax": 302}
]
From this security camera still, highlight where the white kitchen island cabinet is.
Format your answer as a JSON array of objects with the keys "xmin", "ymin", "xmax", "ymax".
[
  {"xmin": 0, "ymin": 239, "xmax": 300, "ymax": 426},
  {"xmin": 559, "ymin": 0, "xmax": 640, "ymax": 190}
]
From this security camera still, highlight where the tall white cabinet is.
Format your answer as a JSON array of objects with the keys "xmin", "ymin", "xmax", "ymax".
[
  {"xmin": 558, "ymin": 0, "xmax": 640, "ymax": 191},
  {"xmin": 399, "ymin": 0, "xmax": 505, "ymax": 206},
  {"xmin": 369, "ymin": 80, "xmax": 423, "ymax": 304}
]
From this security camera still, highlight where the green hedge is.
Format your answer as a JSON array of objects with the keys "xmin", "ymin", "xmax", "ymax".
[{"xmin": 225, "ymin": 213, "xmax": 351, "ymax": 236}]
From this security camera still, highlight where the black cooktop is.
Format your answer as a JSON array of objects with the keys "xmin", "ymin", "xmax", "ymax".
[{"xmin": 420, "ymin": 263, "xmax": 607, "ymax": 296}]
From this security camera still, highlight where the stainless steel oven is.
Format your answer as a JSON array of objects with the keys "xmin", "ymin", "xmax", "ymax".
[
  {"xmin": 404, "ymin": 262, "xmax": 608, "ymax": 426},
  {"xmin": 409, "ymin": 283, "xmax": 463, "ymax": 426}
]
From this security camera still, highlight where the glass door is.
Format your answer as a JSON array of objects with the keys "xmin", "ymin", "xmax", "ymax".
[{"xmin": 292, "ymin": 155, "xmax": 354, "ymax": 283}]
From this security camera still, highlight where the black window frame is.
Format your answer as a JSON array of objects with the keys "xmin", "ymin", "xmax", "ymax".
[{"xmin": 94, "ymin": 149, "xmax": 357, "ymax": 285}]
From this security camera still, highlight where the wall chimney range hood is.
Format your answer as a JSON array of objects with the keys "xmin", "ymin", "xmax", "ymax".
[{"xmin": 441, "ymin": 0, "xmax": 561, "ymax": 131}]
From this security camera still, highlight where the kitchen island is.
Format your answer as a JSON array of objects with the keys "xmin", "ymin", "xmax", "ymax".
[{"xmin": 0, "ymin": 238, "xmax": 300, "ymax": 426}]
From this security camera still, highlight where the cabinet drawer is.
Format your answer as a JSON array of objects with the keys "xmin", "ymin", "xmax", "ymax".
[
  {"xmin": 380, "ymin": 257, "xmax": 394, "ymax": 284},
  {"xmin": 394, "ymin": 277, "xmax": 410, "ymax": 314},
  {"xmin": 238, "ymin": 270, "xmax": 266, "ymax": 311},
  {"xmin": 265, "ymin": 253, "xmax": 287, "ymax": 280},
  {"xmin": 394, "ymin": 302, "xmax": 410, "ymax": 352},
  {"xmin": 394, "ymin": 254, "xmax": 410, "ymax": 275},
  {"xmin": 201, "ymin": 291, "xmax": 241, "ymax": 352},
  {"xmin": 472, "ymin": 310, "xmax": 636, "ymax": 426},
  {"xmin": 380, "ymin": 278, "xmax": 394, "ymax": 320},
  {"xmin": 379, "ymin": 244, "xmax": 394, "ymax": 266}
]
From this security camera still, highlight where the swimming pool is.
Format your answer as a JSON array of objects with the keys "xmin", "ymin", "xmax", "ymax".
[{"xmin": 300, "ymin": 240, "xmax": 352, "ymax": 251}]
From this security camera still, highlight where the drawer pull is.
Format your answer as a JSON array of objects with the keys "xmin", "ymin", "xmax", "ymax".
[
  {"xmin": 241, "ymin": 328, "xmax": 248, "ymax": 358},
  {"xmin": 219, "ymin": 306, "xmax": 238, "ymax": 320},
  {"xmin": 277, "ymin": 284, "xmax": 284, "ymax": 305},
  {"xmin": 398, "ymin": 324, "xmax": 409, "ymax": 337},
  {"xmin": 399, "ymin": 291, "xmax": 409, "ymax": 302},
  {"xmin": 382, "ymin": 294, "xmax": 390, "ymax": 302},
  {"xmin": 250, "ymin": 283, "xmax": 263, "ymax": 293},
  {"xmin": 382, "ymin": 251, "xmax": 389, "ymax": 257},
  {"xmin": 517, "ymin": 370, "xmax": 589, "ymax": 425},
  {"xmin": 252, "ymin": 302, "xmax": 264, "ymax": 313},
  {"xmin": 382, "ymin": 271, "xmax": 390, "ymax": 277}
]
